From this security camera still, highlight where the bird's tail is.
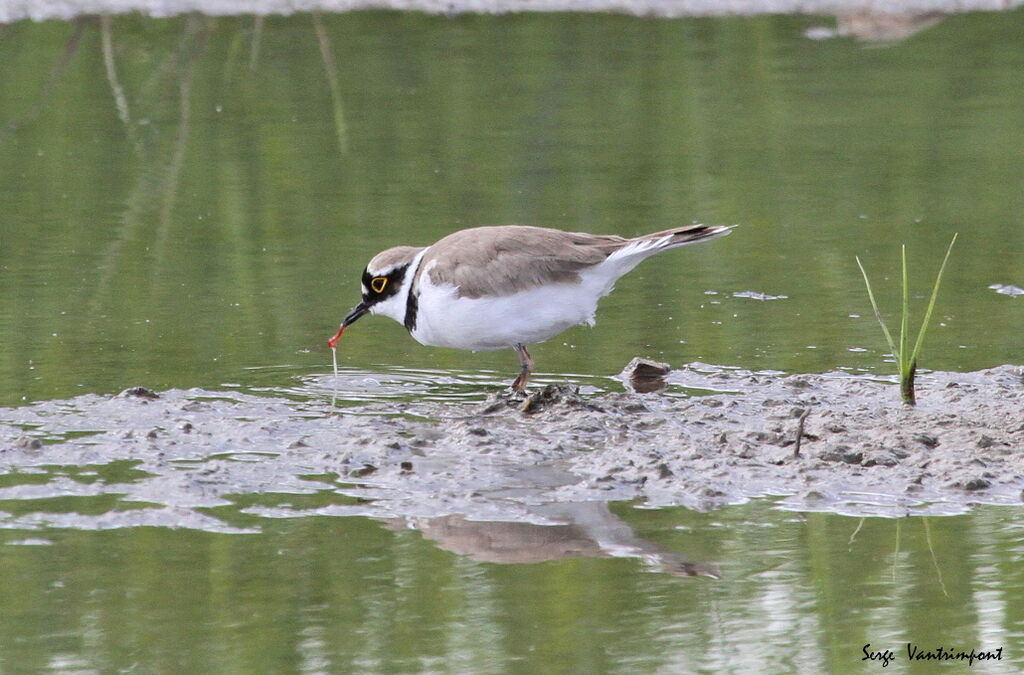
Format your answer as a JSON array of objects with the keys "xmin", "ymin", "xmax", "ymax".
[
  {"xmin": 635, "ymin": 224, "xmax": 734, "ymax": 251},
  {"xmin": 596, "ymin": 223, "xmax": 732, "ymax": 284}
]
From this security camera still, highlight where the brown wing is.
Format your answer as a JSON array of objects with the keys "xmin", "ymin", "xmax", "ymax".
[{"xmin": 420, "ymin": 225, "xmax": 628, "ymax": 299}]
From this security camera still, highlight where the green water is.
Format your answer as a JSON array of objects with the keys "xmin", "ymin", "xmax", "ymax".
[
  {"xmin": 0, "ymin": 501, "xmax": 1021, "ymax": 672},
  {"xmin": 2, "ymin": 11, "xmax": 1023, "ymax": 404},
  {"xmin": 2, "ymin": 8, "xmax": 1024, "ymax": 673}
]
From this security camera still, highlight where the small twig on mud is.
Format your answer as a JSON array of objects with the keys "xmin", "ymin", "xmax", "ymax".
[{"xmin": 793, "ymin": 407, "xmax": 811, "ymax": 457}]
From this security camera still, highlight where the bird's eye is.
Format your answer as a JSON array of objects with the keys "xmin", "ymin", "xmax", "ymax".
[{"xmin": 370, "ymin": 277, "xmax": 388, "ymax": 293}]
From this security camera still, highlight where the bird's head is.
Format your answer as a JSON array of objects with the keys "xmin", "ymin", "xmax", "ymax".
[{"xmin": 327, "ymin": 246, "xmax": 425, "ymax": 348}]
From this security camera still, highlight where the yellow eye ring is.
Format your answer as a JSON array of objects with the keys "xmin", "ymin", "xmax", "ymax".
[{"xmin": 370, "ymin": 277, "xmax": 388, "ymax": 293}]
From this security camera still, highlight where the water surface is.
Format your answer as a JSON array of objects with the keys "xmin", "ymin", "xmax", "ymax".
[
  {"xmin": 2, "ymin": 10, "xmax": 1023, "ymax": 405},
  {"xmin": 2, "ymin": 8, "xmax": 1024, "ymax": 673},
  {"xmin": 1, "ymin": 500, "xmax": 1021, "ymax": 672}
]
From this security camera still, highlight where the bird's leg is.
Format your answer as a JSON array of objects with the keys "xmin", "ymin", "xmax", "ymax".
[{"xmin": 510, "ymin": 344, "xmax": 533, "ymax": 392}]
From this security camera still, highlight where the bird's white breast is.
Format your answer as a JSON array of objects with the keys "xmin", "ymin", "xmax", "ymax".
[{"xmin": 409, "ymin": 262, "xmax": 619, "ymax": 351}]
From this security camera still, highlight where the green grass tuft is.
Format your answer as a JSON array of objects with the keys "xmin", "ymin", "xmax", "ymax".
[{"xmin": 855, "ymin": 234, "xmax": 958, "ymax": 406}]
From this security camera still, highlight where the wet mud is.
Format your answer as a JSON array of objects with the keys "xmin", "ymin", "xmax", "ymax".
[{"xmin": 1, "ymin": 363, "xmax": 1022, "ymax": 538}]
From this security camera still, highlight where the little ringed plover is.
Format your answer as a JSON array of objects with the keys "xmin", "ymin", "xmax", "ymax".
[{"xmin": 328, "ymin": 223, "xmax": 732, "ymax": 391}]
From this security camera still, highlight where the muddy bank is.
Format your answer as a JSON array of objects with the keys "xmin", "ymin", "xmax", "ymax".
[{"xmin": 0, "ymin": 363, "xmax": 1021, "ymax": 534}]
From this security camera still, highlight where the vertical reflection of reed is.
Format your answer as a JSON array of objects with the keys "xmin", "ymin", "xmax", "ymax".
[
  {"xmin": 0, "ymin": 19, "xmax": 85, "ymax": 144},
  {"xmin": 249, "ymin": 15, "xmax": 264, "ymax": 71},
  {"xmin": 100, "ymin": 14, "xmax": 139, "ymax": 151},
  {"xmin": 155, "ymin": 18, "xmax": 208, "ymax": 261},
  {"xmin": 892, "ymin": 518, "xmax": 901, "ymax": 583},
  {"xmin": 89, "ymin": 18, "xmax": 210, "ymax": 315},
  {"xmin": 922, "ymin": 517, "xmax": 949, "ymax": 598},
  {"xmin": 312, "ymin": 12, "xmax": 348, "ymax": 155}
]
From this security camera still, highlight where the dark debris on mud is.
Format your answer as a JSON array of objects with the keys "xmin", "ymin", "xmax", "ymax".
[{"xmin": 478, "ymin": 384, "xmax": 605, "ymax": 415}]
